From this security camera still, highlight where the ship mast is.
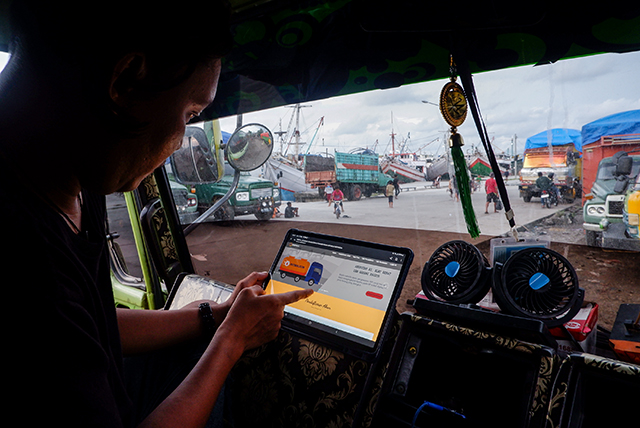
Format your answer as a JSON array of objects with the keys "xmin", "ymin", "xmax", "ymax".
[{"xmin": 390, "ymin": 111, "xmax": 396, "ymax": 157}]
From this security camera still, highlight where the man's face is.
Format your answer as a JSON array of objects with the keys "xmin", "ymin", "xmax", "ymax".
[{"xmin": 99, "ymin": 59, "xmax": 222, "ymax": 194}]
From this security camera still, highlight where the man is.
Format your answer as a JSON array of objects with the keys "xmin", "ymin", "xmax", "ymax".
[
  {"xmin": 1, "ymin": 2, "xmax": 312, "ymax": 427},
  {"xmin": 325, "ymin": 183, "xmax": 334, "ymax": 205},
  {"xmin": 386, "ymin": 180, "xmax": 395, "ymax": 208},
  {"xmin": 536, "ymin": 172, "xmax": 552, "ymax": 207},
  {"xmin": 393, "ymin": 174, "xmax": 400, "ymax": 198},
  {"xmin": 284, "ymin": 201, "xmax": 298, "ymax": 218},
  {"xmin": 485, "ymin": 173, "xmax": 499, "ymax": 213}
]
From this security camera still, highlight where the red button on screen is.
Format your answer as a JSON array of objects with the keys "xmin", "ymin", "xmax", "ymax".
[{"xmin": 366, "ymin": 291, "xmax": 383, "ymax": 299}]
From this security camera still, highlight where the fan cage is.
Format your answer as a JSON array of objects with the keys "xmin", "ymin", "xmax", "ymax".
[
  {"xmin": 493, "ymin": 247, "xmax": 583, "ymax": 325},
  {"xmin": 421, "ymin": 240, "xmax": 490, "ymax": 304}
]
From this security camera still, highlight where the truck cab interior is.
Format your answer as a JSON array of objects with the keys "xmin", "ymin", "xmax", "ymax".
[{"xmin": 1, "ymin": 1, "xmax": 639, "ymax": 427}]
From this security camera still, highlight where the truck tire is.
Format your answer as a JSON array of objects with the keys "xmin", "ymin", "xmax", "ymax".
[
  {"xmin": 523, "ymin": 194, "xmax": 532, "ymax": 202},
  {"xmin": 209, "ymin": 197, "xmax": 234, "ymax": 221},
  {"xmin": 351, "ymin": 185, "xmax": 362, "ymax": 201},
  {"xmin": 254, "ymin": 209, "xmax": 273, "ymax": 221}
]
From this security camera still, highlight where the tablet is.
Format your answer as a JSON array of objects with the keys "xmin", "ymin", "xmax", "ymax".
[{"xmin": 266, "ymin": 229, "xmax": 414, "ymax": 361}]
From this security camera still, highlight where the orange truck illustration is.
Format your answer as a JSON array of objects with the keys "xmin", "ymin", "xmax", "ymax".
[{"xmin": 278, "ymin": 256, "xmax": 323, "ymax": 286}]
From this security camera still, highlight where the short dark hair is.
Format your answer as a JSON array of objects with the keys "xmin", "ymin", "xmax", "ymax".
[
  {"xmin": 10, "ymin": 1, "xmax": 233, "ymax": 135},
  {"xmin": 10, "ymin": 1, "xmax": 233, "ymax": 68}
]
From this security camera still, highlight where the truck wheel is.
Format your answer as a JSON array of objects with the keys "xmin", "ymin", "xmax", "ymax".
[
  {"xmin": 210, "ymin": 197, "xmax": 234, "ymax": 221},
  {"xmin": 254, "ymin": 209, "xmax": 273, "ymax": 221},
  {"xmin": 318, "ymin": 187, "xmax": 325, "ymax": 199},
  {"xmin": 308, "ymin": 279, "xmax": 315, "ymax": 286},
  {"xmin": 523, "ymin": 195, "xmax": 532, "ymax": 203},
  {"xmin": 351, "ymin": 185, "xmax": 362, "ymax": 201},
  {"xmin": 294, "ymin": 276, "xmax": 300, "ymax": 282},
  {"xmin": 280, "ymin": 272, "xmax": 286, "ymax": 278}
]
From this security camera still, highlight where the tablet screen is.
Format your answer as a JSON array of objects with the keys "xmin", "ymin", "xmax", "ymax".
[{"xmin": 266, "ymin": 229, "xmax": 413, "ymax": 359}]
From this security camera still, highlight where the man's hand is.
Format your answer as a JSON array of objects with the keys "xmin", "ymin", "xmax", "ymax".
[
  {"xmin": 182, "ymin": 271, "xmax": 270, "ymax": 326},
  {"xmin": 216, "ymin": 283, "xmax": 313, "ymax": 353}
]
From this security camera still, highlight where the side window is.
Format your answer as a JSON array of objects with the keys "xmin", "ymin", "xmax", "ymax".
[{"xmin": 106, "ymin": 193, "xmax": 143, "ymax": 280}]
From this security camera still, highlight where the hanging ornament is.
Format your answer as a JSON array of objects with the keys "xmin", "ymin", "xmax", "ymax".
[{"xmin": 439, "ymin": 56, "xmax": 480, "ymax": 238}]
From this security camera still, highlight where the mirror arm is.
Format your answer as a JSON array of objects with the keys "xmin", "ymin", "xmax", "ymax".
[{"xmin": 183, "ymin": 170, "xmax": 241, "ymax": 236}]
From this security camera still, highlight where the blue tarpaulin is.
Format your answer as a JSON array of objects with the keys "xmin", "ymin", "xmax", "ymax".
[
  {"xmin": 581, "ymin": 110, "xmax": 640, "ymax": 146},
  {"xmin": 525, "ymin": 128, "xmax": 583, "ymax": 153}
]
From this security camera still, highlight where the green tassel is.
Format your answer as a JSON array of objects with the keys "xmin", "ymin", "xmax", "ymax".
[{"xmin": 451, "ymin": 143, "xmax": 480, "ymax": 238}]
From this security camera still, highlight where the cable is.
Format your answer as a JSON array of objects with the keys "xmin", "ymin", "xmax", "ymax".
[{"xmin": 411, "ymin": 400, "xmax": 466, "ymax": 427}]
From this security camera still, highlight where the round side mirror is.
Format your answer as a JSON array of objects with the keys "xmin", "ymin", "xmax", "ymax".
[{"xmin": 226, "ymin": 123, "xmax": 274, "ymax": 171}]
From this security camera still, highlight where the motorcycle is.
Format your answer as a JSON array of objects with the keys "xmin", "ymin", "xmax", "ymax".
[
  {"xmin": 334, "ymin": 201, "xmax": 342, "ymax": 219},
  {"xmin": 541, "ymin": 189, "xmax": 559, "ymax": 208}
]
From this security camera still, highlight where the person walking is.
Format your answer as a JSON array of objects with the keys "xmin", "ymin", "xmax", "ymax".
[
  {"xmin": 325, "ymin": 183, "xmax": 334, "ymax": 205},
  {"xmin": 393, "ymin": 174, "xmax": 400, "ymax": 198},
  {"xmin": 485, "ymin": 173, "xmax": 499, "ymax": 213},
  {"xmin": 385, "ymin": 180, "xmax": 395, "ymax": 208}
]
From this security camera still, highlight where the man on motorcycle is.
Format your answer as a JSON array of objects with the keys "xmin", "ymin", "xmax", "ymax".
[
  {"xmin": 548, "ymin": 172, "xmax": 561, "ymax": 203},
  {"xmin": 536, "ymin": 172, "xmax": 552, "ymax": 207},
  {"xmin": 332, "ymin": 186, "xmax": 344, "ymax": 214}
]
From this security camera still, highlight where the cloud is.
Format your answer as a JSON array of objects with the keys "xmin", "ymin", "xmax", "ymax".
[{"xmin": 228, "ymin": 51, "xmax": 639, "ymax": 157}]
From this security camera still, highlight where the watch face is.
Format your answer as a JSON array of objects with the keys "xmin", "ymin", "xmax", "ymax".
[{"xmin": 439, "ymin": 81, "xmax": 468, "ymax": 127}]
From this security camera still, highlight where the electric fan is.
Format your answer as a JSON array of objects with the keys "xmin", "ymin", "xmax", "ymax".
[
  {"xmin": 492, "ymin": 247, "xmax": 584, "ymax": 327},
  {"xmin": 421, "ymin": 240, "xmax": 491, "ymax": 304}
]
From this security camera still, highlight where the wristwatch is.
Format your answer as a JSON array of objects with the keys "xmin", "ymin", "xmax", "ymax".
[{"xmin": 198, "ymin": 302, "xmax": 217, "ymax": 338}]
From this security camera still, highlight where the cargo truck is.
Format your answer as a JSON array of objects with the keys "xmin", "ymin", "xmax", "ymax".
[
  {"xmin": 624, "ymin": 175, "xmax": 640, "ymax": 242},
  {"xmin": 304, "ymin": 150, "xmax": 391, "ymax": 200},
  {"xmin": 582, "ymin": 150, "xmax": 640, "ymax": 249},
  {"xmin": 278, "ymin": 256, "xmax": 323, "ymax": 286},
  {"xmin": 580, "ymin": 110, "xmax": 640, "ymax": 249},
  {"xmin": 518, "ymin": 128, "xmax": 582, "ymax": 203}
]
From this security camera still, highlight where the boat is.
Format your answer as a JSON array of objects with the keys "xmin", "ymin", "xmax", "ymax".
[
  {"xmin": 263, "ymin": 156, "xmax": 314, "ymax": 201},
  {"xmin": 381, "ymin": 154, "xmax": 449, "ymax": 183}
]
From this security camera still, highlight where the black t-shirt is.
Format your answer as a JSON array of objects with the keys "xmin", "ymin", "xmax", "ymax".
[{"xmin": 3, "ymin": 170, "xmax": 134, "ymax": 426}]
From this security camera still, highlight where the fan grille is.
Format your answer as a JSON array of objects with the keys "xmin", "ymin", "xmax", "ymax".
[
  {"xmin": 422, "ymin": 240, "xmax": 489, "ymax": 303},
  {"xmin": 496, "ymin": 248, "xmax": 581, "ymax": 321}
]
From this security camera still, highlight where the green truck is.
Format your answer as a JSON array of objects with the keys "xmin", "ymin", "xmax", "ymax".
[
  {"xmin": 583, "ymin": 152, "xmax": 640, "ymax": 249},
  {"xmin": 191, "ymin": 163, "xmax": 280, "ymax": 221},
  {"xmin": 304, "ymin": 150, "xmax": 391, "ymax": 200}
]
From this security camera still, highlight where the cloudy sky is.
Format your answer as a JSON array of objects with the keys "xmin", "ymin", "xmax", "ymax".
[{"xmin": 2, "ymin": 50, "xmax": 638, "ymax": 157}]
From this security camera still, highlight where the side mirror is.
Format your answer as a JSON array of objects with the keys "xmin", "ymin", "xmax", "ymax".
[
  {"xmin": 182, "ymin": 123, "xmax": 274, "ymax": 235},
  {"xmin": 616, "ymin": 155, "xmax": 633, "ymax": 177},
  {"xmin": 171, "ymin": 127, "xmax": 220, "ymax": 185},
  {"xmin": 226, "ymin": 123, "xmax": 274, "ymax": 172}
]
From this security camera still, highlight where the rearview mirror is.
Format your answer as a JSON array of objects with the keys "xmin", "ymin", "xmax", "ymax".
[
  {"xmin": 180, "ymin": 123, "xmax": 274, "ymax": 235},
  {"xmin": 226, "ymin": 123, "xmax": 274, "ymax": 171},
  {"xmin": 171, "ymin": 123, "xmax": 273, "ymax": 186},
  {"xmin": 171, "ymin": 127, "xmax": 220, "ymax": 185},
  {"xmin": 616, "ymin": 155, "xmax": 633, "ymax": 177}
]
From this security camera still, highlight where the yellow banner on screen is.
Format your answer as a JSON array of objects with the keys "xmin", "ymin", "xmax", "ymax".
[{"xmin": 268, "ymin": 279, "xmax": 386, "ymax": 341}]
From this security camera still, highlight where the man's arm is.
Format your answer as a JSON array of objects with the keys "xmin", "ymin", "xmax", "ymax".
[
  {"xmin": 137, "ymin": 282, "xmax": 313, "ymax": 428},
  {"xmin": 117, "ymin": 272, "xmax": 269, "ymax": 355}
]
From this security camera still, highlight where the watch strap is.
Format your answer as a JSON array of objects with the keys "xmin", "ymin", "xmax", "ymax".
[{"xmin": 198, "ymin": 302, "xmax": 217, "ymax": 337}]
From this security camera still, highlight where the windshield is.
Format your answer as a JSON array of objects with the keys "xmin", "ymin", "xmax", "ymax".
[
  {"xmin": 32, "ymin": 49, "xmax": 633, "ymax": 335},
  {"xmin": 522, "ymin": 153, "xmax": 568, "ymax": 169},
  {"xmin": 173, "ymin": 52, "xmax": 637, "ymax": 331},
  {"xmin": 596, "ymin": 159, "xmax": 640, "ymax": 180}
]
